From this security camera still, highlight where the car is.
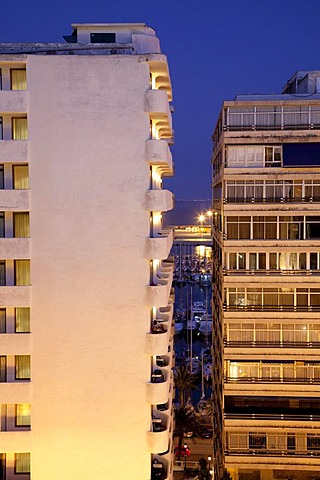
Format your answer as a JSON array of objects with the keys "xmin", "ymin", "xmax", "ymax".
[
  {"xmin": 199, "ymin": 427, "xmax": 213, "ymax": 439},
  {"xmin": 174, "ymin": 444, "xmax": 191, "ymax": 457},
  {"xmin": 183, "ymin": 430, "xmax": 193, "ymax": 438}
]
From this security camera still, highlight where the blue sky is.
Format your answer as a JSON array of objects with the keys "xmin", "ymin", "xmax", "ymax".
[{"xmin": 1, "ymin": 0, "xmax": 320, "ymax": 199}]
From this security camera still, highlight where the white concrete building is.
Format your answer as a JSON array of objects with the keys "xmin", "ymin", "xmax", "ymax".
[
  {"xmin": 212, "ymin": 71, "xmax": 320, "ymax": 480},
  {"xmin": 0, "ymin": 23, "xmax": 175, "ymax": 479}
]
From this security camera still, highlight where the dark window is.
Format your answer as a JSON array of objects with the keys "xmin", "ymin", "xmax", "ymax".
[
  {"xmin": 283, "ymin": 143, "xmax": 320, "ymax": 167},
  {"xmin": 287, "ymin": 435, "xmax": 295, "ymax": 450},
  {"xmin": 0, "ymin": 357, "xmax": 6, "ymax": 382},
  {"xmin": 0, "ymin": 262, "xmax": 5, "ymax": 286},
  {"xmin": 307, "ymin": 435, "xmax": 320, "ymax": 451},
  {"xmin": 90, "ymin": 33, "xmax": 116, "ymax": 43},
  {"xmin": 249, "ymin": 433, "xmax": 266, "ymax": 450},
  {"xmin": 0, "ymin": 117, "xmax": 2, "ymax": 140},
  {"xmin": 0, "ymin": 166, "xmax": 3, "ymax": 190},
  {"xmin": 0, "ymin": 310, "xmax": 5, "ymax": 334}
]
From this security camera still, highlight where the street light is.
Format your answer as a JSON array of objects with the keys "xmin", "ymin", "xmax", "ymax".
[{"xmin": 183, "ymin": 443, "xmax": 188, "ymax": 472}]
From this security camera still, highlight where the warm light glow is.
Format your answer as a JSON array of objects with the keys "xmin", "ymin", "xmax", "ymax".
[
  {"xmin": 151, "ymin": 74, "xmax": 157, "ymax": 90},
  {"xmin": 198, "ymin": 214, "xmax": 205, "ymax": 223},
  {"xmin": 153, "ymin": 212, "xmax": 162, "ymax": 225},
  {"xmin": 208, "ymin": 456, "xmax": 212, "ymax": 461},
  {"xmin": 206, "ymin": 210, "xmax": 213, "ymax": 217}
]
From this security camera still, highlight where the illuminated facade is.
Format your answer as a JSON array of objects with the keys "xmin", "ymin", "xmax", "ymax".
[
  {"xmin": 212, "ymin": 71, "xmax": 320, "ymax": 480},
  {"xmin": 0, "ymin": 23, "xmax": 174, "ymax": 479}
]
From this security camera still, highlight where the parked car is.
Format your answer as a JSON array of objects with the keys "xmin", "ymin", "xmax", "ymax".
[{"xmin": 199, "ymin": 427, "xmax": 213, "ymax": 439}]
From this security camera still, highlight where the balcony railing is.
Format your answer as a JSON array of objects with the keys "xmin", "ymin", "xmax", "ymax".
[
  {"xmin": 225, "ymin": 413, "xmax": 320, "ymax": 421},
  {"xmin": 224, "ymin": 340, "xmax": 320, "ymax": 349},
  {"xmin": 225, "ymin": 448, "xmax": 320, "ymax": 457},
  {"xmin": 225, "ymin": 376, "xmax": 320, "ymax": 384},
  {"xmin": 224, "ymin": 196, "xmax": 320, "ymax": 204},
  {"xmin": 223, "ymin": 269, "xmax": 320, "ymax": 276},
  {"xmin": 224, "ymin": 305, "xmax": 320, "ymax": 312}
]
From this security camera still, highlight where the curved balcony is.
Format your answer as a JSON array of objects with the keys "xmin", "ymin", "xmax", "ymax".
[
  {"xmin": 146, "ymin": 189, "xmax": 174, "ymax": 213},
  {"xmin": 0, "ymin": 190, "xmax": 30, "ymax": 211},
  {"xmin": 145, "ymin": 139, "xmax": 173, "ymax": 174},
  {"xmin": 0, "ymin": 90, "xmax": 28, "ymax": 113},
  {"xmin": 0, "ymin": 286, "xmax": 31, "ymax": 307},
  {"xmin": 145, "ymin": 90, "xmax": 172, "ymax": 127},
  {"xmin": 0, "ymin": 140, "xmax": 28, "ymax": 163},
  {"xmin": 151, "ymin": 456, "xmax": 169, "ymax": 480},
  {"xmin": 147, "ymin": 370, "xmax": 170, "ymax": 405},
  {"xmin": 148, "ymin": 417, "xmax": 169, "ymax": 453},
  {"xmin": 146, "ymin": 325, "xmax": 170, "ymax": 356},
  {"xmin": 146, "ymin": 269, "xmax": 173, "ymax": 308},
  {"xmin": 0, "ymin": 238, "xmax": 30, "ymax": 259},
  {"xmin": 145, "ymin": 229, "xmax": 174, "ymax": 261}
]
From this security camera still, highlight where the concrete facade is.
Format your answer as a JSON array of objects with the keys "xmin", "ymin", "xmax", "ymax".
[
  {"xmin": 0, "ymin": 23, "xmax": 174, "ymax": 479},
  {"xmin": 212, "ymin": 71, "xmax": 320, "ymax": 480}
]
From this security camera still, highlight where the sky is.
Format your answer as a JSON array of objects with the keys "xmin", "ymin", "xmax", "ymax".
[{"xmin": 1, "ymin": 0, "xmax": 320, "ymax": 199}]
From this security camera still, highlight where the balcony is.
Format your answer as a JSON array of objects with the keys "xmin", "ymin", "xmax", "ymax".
[
  {"xmin": 147, "ymin": 370, "xmax": 171, "ymax": 405},
  {"xmin": 146, "ymin": 263, "xmax": 173, "ymax": 308},
  {"xmin": 146, "ymin": 189, "xmax": 174, "ymax": 212},
  {"xmin": 145, "ymin": 90, "xmax": 172, "ymax": 128},
  {"xmin": 146, "ymin": 324, "xmax": 170, "ymax": 356},
  {"xmin": 0, "ymin": 90, "xmax": 28, "ymax": 113},
  {"xmin": 145, "ymin": 139, "xmax": 173, "ymax": 174},
  {"xmin": 0, "ymin": 190, "xmax": 30, "ymax": 211},
  {"xmin": 147, "ymin": 417, "xmax": 170, "ymax": 453},
  {"xmin": 0, "ymin": 286, "xmax": 31, "ymax": 307},
  {"xmin": 145, "ymin": 229, "xmax": 174, "ymax": 261},
  {"xmin": 0, "ymin": 140, "xmax": 28, "ymax": 163},
  {"xmin": 0, "ymin": 238, "xmax": 30, "ymax": 259}
]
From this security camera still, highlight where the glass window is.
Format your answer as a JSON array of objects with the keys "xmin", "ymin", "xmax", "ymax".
[
  {"xmin": 249, "ymin": 433, "xmax": 266, "ymax": 450},
  {"xmin": 11, "ymin": 69, "xmax": 26, "ymax": 91},
  {"xmin": 0, "ymin": 117, "xmax": 2, "ymax": 140},
  {"xmin": 310, "ymin": 253, "xmax": 318, "ymax": 270},
  {"xmin": 15, "ymin": 260, "xmax": 30, "ymax": 286},
  {"xmin": 15, "ymin": 308, "xmax": 30, "ymax": 333},
  {"xmin": 0, "ymin": 262, "xmax": 5, "ymax": 286},
  {"xmin": 12, "ymin": 118, "xmax": 28, "ymax": 140},
  {"xmin": 0, "ymin": 310, "xmax": 5, "ymax": 334},
  {"xmin": 0, "ymin": 213, "xmax": 4, "ymax": 239},
  {"xmin": 15, "ymin": 355, "xmax": 30, "ymax": 380},
  {"xmin": 299, "ymin": 253, "xmax": 306, "ymax": 270},
  {"xmin": 13, "ymin": 213, "xmax": 29, "ymax": 238},
  {"xmin": 16, "ymin": 404, "xmax": 31, "ymax": 426},
  {"xmin": 13, "ymin": 165, "xmax": 29, "ymax": 189},
  {"xmin": 270, "ymin": 253, "xmax": 277, "ymax": 269},
  {"xmin": 0, "ymin": 166, "xmax": 4, "ymax": 190},
  {"xmin": 307, "ymin": 435, "xmax": 320, "ymax": 451},
  {"xmin": 15, "ymin": 453, "xmax": 30, "ymax": 474},
  {"xmin": 0, "ymin": 356, "xmax": 6, "ymax": 382}
]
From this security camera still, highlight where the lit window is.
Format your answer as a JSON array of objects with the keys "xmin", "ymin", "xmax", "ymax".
[
  {"xmin": 12, "ymin": 118, "xmax": 28, "ymax": 140},
  {"xmin": 13, "ymin": 213, "xmax": 29, "ymax": 238},
  {"xmin": 11, "ymin": 69, "xmax": 26, "ymax": 91},
  {"xmin": 13, "ymin": 165, "xmax": 29, "ymax": 189},
  {"xmin": 15, "ymin": 260, "xmax": 30, "ymax": 286},
  {"xmin": 15, "ymin": 453, "xmax": 30, "ymax": 474},
  {"xmin": 16, "ymin": 404, "xmax": 31, "ymax": 427},
  {"xmin": 15, "ymin": 355, "xmax": 30, "ymax": 380},
  {"xmin": 15, "ymin": 308, "xmax": 30, "ymax": 333}
]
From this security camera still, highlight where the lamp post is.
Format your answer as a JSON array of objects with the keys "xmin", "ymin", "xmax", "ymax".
[
  {"xmin": 198, "ymin": 214, "xmax": 205, "ymax": 234},
  {"xmin": 183, "ymin": 443, "xmax": 188, "ymax": 472}
]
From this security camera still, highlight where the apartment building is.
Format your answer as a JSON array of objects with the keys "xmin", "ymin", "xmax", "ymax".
[
  {"xmin": 0, "ymin": 23, "xmax": 175, "ymax": 479},
  {"xmin": 212, "ymin": 71, "xmax": 320, "ymax": 480}
]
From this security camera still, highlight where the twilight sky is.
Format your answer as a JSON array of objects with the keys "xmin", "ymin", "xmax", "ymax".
[{"xmin": 1, "ymin": 0, "xmax": 320, "ymax": 199}]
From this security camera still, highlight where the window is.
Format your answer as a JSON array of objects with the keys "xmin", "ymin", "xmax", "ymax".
[
  {"xmin": 0, "ymin": 117, "xmax": 2, "ymax": 140},
  {"xmin": 16, "ymin": 404, "xmax": 31, "ymax": 427},
  {"xmin": 0, "ymin": 214, "xmax": 4, "ymax": 239},
  {"xmin": 0, "ymin": 357, "xmax": 6, "ymax": 382},
  {"xmin": 13, "ymin": 165, "xmax": 29, "ymax": 189},
  {"xmin": 265, "ymin": 146, "xmax": 282, "ymax": 167},
  {"xmin": 249, "ymin": 433, "xmax": 266, "ymax": 450},
  {"xmin": 0, "ymin": 310, "xmax": 5, "ymax": 334},
  {"xmin": 13, "ymin": 213, "xmax": 29, "ymax": 238},
  {"xmin": 0, "ymin": 69, "xmax": 2, "ymax": 90},
  {"xmin": 0, "ymin": 166, "xmax": 3, "ymax": 190},
  {"xmin": 10, "ymin": 69, "xmax": 26, "ymax": 91},
  {"xmin": 15, "ymin": 260, "xmax": 30, "ymax": 286},
  {"xmin": 307, "ymin": 435, "xmax": 320, "ymax": 451},
  {"xmin": 14, "ymin": 453, "xmax": 30, "ymax": 474},
  {"xmin": 0, "ymin": 262, "xmax": 5, "ymax": 286},
  {"xmin": 15, "ymin": 308, "xmax": 30, "ymax": 333},
  {"xmin": 15, "ymin": 355, "xmax": 30, "ymax": 380},
  {"xmin": 90, "ymin": 32, "xmax": 116, "ymax": 43},
  {"xmin": 12, "ymin": 117, "xmax": 28, "ymax": 140}
]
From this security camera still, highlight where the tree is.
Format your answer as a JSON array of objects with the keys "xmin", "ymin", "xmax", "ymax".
[
  {"xmin": 174, "ymin": 405, "xmax": 202, "ymax": 460},
  {"xmin": 174, "ymin": 365, "xmax": 198, "ymax": 407}
]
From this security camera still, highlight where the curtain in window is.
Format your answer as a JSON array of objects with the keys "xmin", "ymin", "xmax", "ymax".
[
  {"xmin": 13, "ymin": 166, "xmax": 29, "ymax": 189},
  {"xmin": 0, "ymin": 357, "xmax": 6, "ymax": 382},
  {"xmin": 11, "ymin": 70, "xmax": 26, "ymax": 90},
  {"xmin": 16, "ymin": 404, "xmax": 31, "ymax": 426},
  {"xmin": 12, "ymin": 118, "xmax": 28, "ymax": 140},
  {"xmin": 15, "ymin": 260, "xmax": 30, "ymax": 286},
  {"xmin": 15, "ymin": 453, "xmax": 30, "ymax": 474},
  {"xmin": 15, "ymin": 308, "xmax": 30, "ymax": 333},
  {"xmin": 15, "ymin": 355, "xmax": 30, "ymax": 379},
  {"xmin": 14, "ymin": 213, "xmax": 29, "ymax": 238}
]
